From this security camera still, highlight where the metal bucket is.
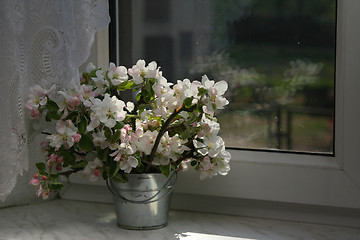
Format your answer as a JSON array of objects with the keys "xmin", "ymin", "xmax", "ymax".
[{"xmin": 107, "ymin": 172, "xmax": 177, "ymax": 230}]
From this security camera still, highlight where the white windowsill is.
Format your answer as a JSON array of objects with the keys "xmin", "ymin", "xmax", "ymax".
[{"xmin": 1, "ymin": 199, "xmax": 359, "ymax": 240}]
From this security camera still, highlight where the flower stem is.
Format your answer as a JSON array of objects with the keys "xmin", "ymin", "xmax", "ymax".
[
  {"xmin": 148, "ymin": 107, "xmax": 184, "ymax": 163},
  {"xmin": 148, "ymin": 104, "xmax": 196, "ymax": 163}
]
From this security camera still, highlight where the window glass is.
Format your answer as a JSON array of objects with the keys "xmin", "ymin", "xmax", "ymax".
[{"xmin": 117, "ymin": 0, "xmax": 336, "ymax": 154}]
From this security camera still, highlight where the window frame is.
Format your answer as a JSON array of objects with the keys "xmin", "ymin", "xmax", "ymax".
[
  {"xmin": 63, "ymin": 0, "xmax": 360, "ymax": 210},
  {"xmin": 174, "ymin": 0, "xmax": 360, "ymax": 209}
]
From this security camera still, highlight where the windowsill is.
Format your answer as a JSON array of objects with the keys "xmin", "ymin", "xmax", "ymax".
[{"xmin": 1, "ymin": 199, "xmax": 359, "ymax": 240}]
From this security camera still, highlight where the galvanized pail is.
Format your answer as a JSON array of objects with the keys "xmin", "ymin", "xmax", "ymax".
[{"xmin": 107, "ymin": 172, "xmax": 177, "ymax": 230}]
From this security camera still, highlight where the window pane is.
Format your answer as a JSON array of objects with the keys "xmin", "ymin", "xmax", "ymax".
[{"xmin": 120, "ymin": 0, "xmax": 336, "ymax": 154}]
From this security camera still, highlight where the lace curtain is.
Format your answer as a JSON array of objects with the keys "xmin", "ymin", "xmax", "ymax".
[{"xmin": 0, "ymin": 0, "xmax": 110, "ymax": 201}]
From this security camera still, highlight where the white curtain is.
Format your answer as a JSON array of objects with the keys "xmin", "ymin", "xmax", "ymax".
[{"xmin": 0, "ymin": 0, "xmax": 110, "ymax": 201}]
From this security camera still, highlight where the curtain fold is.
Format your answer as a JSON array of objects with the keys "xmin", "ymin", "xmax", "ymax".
[{"xmin": 0, "ymin": 0, "xmax": 109, "ymax": 201}]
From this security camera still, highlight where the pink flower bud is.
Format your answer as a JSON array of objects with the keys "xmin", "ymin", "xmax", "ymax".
[
  {"xmin": 40, "ymin": 141, "xmax": 48, "ymax": 149},
  {"xmin": 124, "ymin": 125, "xmax": 132, "ymax": 132},
  {"xmin": 150, "ymin": 120, "xmax": 159, "ymax": 128},
  {"xmin": 33, "ymin": 173, "xmax": 39, "ymax": 179},
  {"xmin": 42, "ymin": 189, "xmax": 50, "ymax": 200},
  {"xmin": 36, "ymin": 185, "xmax": 44, "ymax": 197},
  {"xmin": 56, "ymin": 156, "xmax": 64, "ymax": 164},
  {"xmin": 30, "ymin": 109, "xmax": 42, "ymax": 120},
  {"xmin": 198, "ymin": 132, "xmax": 205, "ymax": 138},
  {"xmin": 68, "ymin": 97, "xmax": 80, "ymax": 111},
  {"xmin": 30, "ymin": 178, "xmax": 40, "ymax": 186},
  {"xmin": 47, "ymin": 160, "xmax": 53, "ymax": 168},
  {"xmin": 94, "ymin": 169, "xmax": 101, "ymax": 177},
  {"xmin": 73, "ymin": 133, "xmax": 82, "ymax": 143},
  {"xmin": 49, "ymin": 154, "xmax": 57, "ymax": 162},
  {"xmin": 65, "ymin": 120, "xmax": 72, "ymax": 126},
  {"xmin": 42, "ymin": 176, "xmax": 47, "ymax": 181}
]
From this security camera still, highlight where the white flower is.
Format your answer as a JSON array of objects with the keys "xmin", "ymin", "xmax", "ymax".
[
  {"xmin": 109, "ymin": 128, "xmax": 137, "ymax": 163},
  {"xmin": 128, "ymin": 60, "xmax": 162, "ymax": 84},
  {"xmin": 198, "ymin": 117, "xmax": 220, "ymax": 139},
  {"xmin": 153, "ymin": 76, "xmax": 173, "ymax": 98},
  {"xmin": 199, "ymin": 150, "xmax": 230, "ymax": 180},
  {"xmin": 136, "ymin": 130, "xmax": 158, "ymax": 155},
  {"xmin": 125, "ymin": 101, "xmax": 135, "ymax": 112},
  {"xmin": 86, "ymin": 62, "xmax": 96, "ymax": 73},
  {"xmin": 172, "ymin": 79, "xmax": 192, "ymax": 108},
  {"xmin": 201, "ymin": 75, "xmax": 229, "ymax": 110},
  {"xmin": 92, "ymin": 130, "xmax": 109, "ymax": 149},
  {"xmin": 58, "ymin": 88, "xmax": 80, "ymax": 111},
  {"xmin": 128, "ymin": 59, "xmax": 146, "ymax": 84},
  {"xmin": 91, "ymin": 69, "xmax": 109, "ymax": 94},
  {"xmin": 214, "ymin": 150, "xmax": 231, "ymax": 176},
  {"xmin": 87, "ymin": 117, "xmax": 100, "ymax": 132},
  {"xmin": 145, "ymin": 61, "xmax": 158, "ymax": 78},
  {"xmin": 26, "ymin": 84, "xmax": 56, "ymax": 110},
  {"xmin": 90, "ymin": 93, "xmax": 126, "ymax": 129},
  {"xmin": 36, "ymin": 184, "xmax": 50, "ymax": 200},
  {"xmin": 153, "ymin": 132, "xmax": 187, "ymax": 165},
  {"xmin": 46, "ymin": 120, "xmax": 78, "ymax": 150},
  {"xmin": 119, "ymin": 156, "xmax": 138, "ymax": 173},
  {"xmin": 108, "ymin": 62, "xmax": 128, "ymax": 86},
  {"xmin": 83, "ymin": 158, "xmax": 103, "ymax": 181},
  {"xmin": 199, "ymin": 156, "xmax": 218, "ymax": 180},
  {"xmin": 78, "ymin": 85, "xmax": 97, "ymax": 107},
  {"xmin": 193, "ymin": 135, "xmax": 225, "ymax": 158}
]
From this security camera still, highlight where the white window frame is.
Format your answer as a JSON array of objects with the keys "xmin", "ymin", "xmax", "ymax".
[
  {"xmin": 63, "ymin": 0, "xmax": 360, "ymax": 211},
  {"xmin": 175, "ymin": 0, "xmax": 360, "ymax": 209}
]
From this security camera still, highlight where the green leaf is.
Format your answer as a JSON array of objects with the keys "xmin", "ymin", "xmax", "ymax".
[
  {"xmin": 136, "ymin": 161, "xmax": 145, "ymax": 173},
  {"xmin": 96, "ymin": 148, "xmax": 105, "ymax": 160},
  {"xmin": 71, "ymin": 161, "xmax": 87, "ymax": 169},
  {"xmin": 102, "ymin": 170, "xmax": 109, "ymax": 180},
  {"xmin": 136, "ymin": 92, "xmax": 141, "ymax": 102},
  {"xmin": 78, "ymin": 116, "xmax": 87, "ymax": 134},
  {"xmin": 183, "ymin": 97, "xmax": 193, "ymax": 108},
  {"xmin": 89, "ymin": 69, "xmax": 98, "ymax": 78},
  {"xmin": 82, "ymin": 72, "xmax": 91, "ymax": 82},
  {"xmin": 67, "ymin": 111, "xmax": 78, "ymax": 121},
  {"xmin": 78, "ymin": 134, "xmax": 94, "ymax": 152},
  {"xmin": 111, "ymin": 173, "xmax": 128, "ymax": 183},
  {"xmin": 111, "ymin": 130, "xmax": 121, "ymax": 144},
  {"xmin": 48, "ymin": 182, "xmax": 64, "ymax": 190},
  {"xmin": 50, "ymin": 173, "xmax": 60, "ymax": 179},
  {"xmin": 36, "ymin": 162, "xmax": 46, "ymax": 173},
  {"xmin": 46, "ymin": 100, "xmax": 59, "ymax": 112},
  {"xmin": 97, "ymin": 148, "xmax": 110, "ymax": 161},
  {"xmin": 109, "ymin": 161, "xmax": 120, "ymax": 177},
  {"xmin": 198, "ymin": 87, "xmax": 208, "ymax": 96},
  {"xmin": 195, "ymin": 164, "xmax": 200, "ymax": 171},
  {"xmin": 190, "ymin": 161, "xmax": 197, "ymax": 166},
  {"xmin": 61, "ymin": 152, "xmax": 76, "ymax": 166},
  {"xmin": 46, "ymin": 111, "xmax": 61, "ymax": 121},
  {"xmin": 114, "ymin": 121, "xmax": 125, "ymax": 129},
  {"xmin": 138, "ymin": 104, "xmax": 147, "ymax": 112},
  {"xmin": 212, "ymin": 103, "xmax": 217, "ymax": 111},
  {"xmin": 180, "ymin": 127, "xmax": 192, "ymax": 140},
  {"xmin": 159, "ymin": 165, "xmax": 171, "ymax": 178},
  {"xmin": 117, "ymin": 80, "xmax": 137, "ymax": 91},
  {"xmin": 104, "ymin": 127, "xmax": 112, "ymax": 140}
]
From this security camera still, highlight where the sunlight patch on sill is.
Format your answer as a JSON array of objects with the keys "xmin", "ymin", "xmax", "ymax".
[{"xmin": 175, "ymin": 232, "xmax": 257, "ymax": 240}]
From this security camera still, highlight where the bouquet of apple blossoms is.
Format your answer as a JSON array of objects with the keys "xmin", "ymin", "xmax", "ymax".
[{"xmin": 27, "ymin": 60, "xmax": 231, "ymax": 199}]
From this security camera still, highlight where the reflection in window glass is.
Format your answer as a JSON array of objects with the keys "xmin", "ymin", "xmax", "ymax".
[{"xmin": 120, "ymin": 0, "xmax": 336, "ymax": 154}]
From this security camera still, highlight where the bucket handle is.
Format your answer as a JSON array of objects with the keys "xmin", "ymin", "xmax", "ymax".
[{"xmin": 106, "ymin": 171, "xmax": 177, "ymax": 204}]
